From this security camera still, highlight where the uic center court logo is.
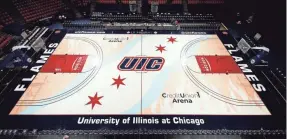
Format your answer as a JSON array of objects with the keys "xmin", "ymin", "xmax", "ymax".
[{"xmin": 118, "ymin": 57, "xmax": 165, "ymax": 71}]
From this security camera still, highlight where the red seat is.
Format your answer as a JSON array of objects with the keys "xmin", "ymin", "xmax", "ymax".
[
  {"xmin": 0, "ymin": 9, "xmax": 14, "ymax": 25},
  {"xmin": 148, "ymin": 0, "xmax": 167, "ymax": 4},
  {"xmin": 0, "ymin": 36, "xmax": 5, "ymax": 43},
  {"xmin": 71, "ymin": 0, "xmax": 89, "ymax": 6},
  {"xmin": 188, "ymin": 0, "xmax": 224, "ymax": 4},
  {"xmin": 122, "ymin": 0, "xmax": 129, "ymax": 4},
  {"xmin": 98, "ymin": 0, "xmax": 116, "ymax": 4},
  {"xmin": 0, "ymin": 36, "xmax": 12, "ymax": 49},
  {"xmin": 13, "ymin": 0, "xmax": 66, "ymax": 22}
]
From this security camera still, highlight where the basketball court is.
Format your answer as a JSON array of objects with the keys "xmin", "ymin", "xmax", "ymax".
[{"xmin": 9, "ymin": 33, "xmax": 270, "ymax": 115}]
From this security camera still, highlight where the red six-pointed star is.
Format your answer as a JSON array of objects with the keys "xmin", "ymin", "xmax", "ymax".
[
  {"xmin": 86, "ymin": 92, "xmax": 103, "ymax": 109},
  {"xmin": 156, "ymin": 45, "xmax": 166, "ymax": 53},
  {"xmin": 167, "ymin": 36, "xmax": 177, "ymax": 44},
  {"xmin": 112, "ymin": 75, "xmax": 126, "ymax": 89}
]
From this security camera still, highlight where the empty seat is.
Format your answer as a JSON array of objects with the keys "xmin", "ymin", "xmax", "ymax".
[
  {"xmin": 12, "ymin": 0, "xmax": 66, "ymax": 22},
  {"xmin": 98, "ymin": 0, "xmax": 117, "ymax": 4},
  {"xmin": 71, "ymin": 0, "xmax": 91, "ymax": 7},
  {"xmin": 0, "ymin": 33, "xmax": 12, "ymax": 50},
  {"xmin": 188, "ymin": 0, "xmax": 224, "ymax": 4},
  {"xmin": 148, "ymin": 0, "xmax": 167, "ymax": 4},
  {"xmin": 0, "ymin": 10, "xmax": 14, "ymax": 25}
]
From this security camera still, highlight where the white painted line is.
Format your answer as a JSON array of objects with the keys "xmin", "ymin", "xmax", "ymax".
[
  {"xmin": 255, "ymin": 65, "xmax": 268, "ymax": 67},
  {"xmin": 262, "ymin": 71, "xmax": 286, "ymax": 102},
  {"xmin": 271, "ymin": 70, "xmax": 286, "ymax": 88}
]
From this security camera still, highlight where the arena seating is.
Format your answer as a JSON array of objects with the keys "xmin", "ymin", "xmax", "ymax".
[
  {"xmin": 188, "ymin": 0, "xmax": 224, "ymax": 4},
  {"xmin": 0, "ymin": 33, "xmax": 13, "ymax": 53},
  {"xmin": 0, "ymin": 9, "xmax": 14, "ymax": 26},
  {"xmin": 98, "ymin": 0, "xmax": 117, "ymax": 4},
  {"xmin": 91, "ymin": 12, "xmax": 146, "ymax": 22},
  {"xmin": 121, "ymin": 0, "xmax": 129, "ymax": 4},
  {"xmin": 63, "ymin": 21, "xmax": 105, "ymax": 30},
  {"xmin": 12, "ymin": 0, "xmax": 66, "ymax": 22},
  {"xmin": 71, "ymin": 0, "xmax": 91, "ymax": 7},
  {"xmin": 180, "ymin": 23, "xmax": 221, "ymax": 30},
  {"xmin": 172, "ymin": 0, "xmax": 182, "ymax": 4},
  {"xmin": 151, "ymin": 13, "xmax": 215, "ymax": 23},
  {"xmin": 148, "ymin": 0, "xmax": 167, "ymax": 4},
  {"xmin": 124, "ymin": 0, "xmax": 182, "ymax": 5}
]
